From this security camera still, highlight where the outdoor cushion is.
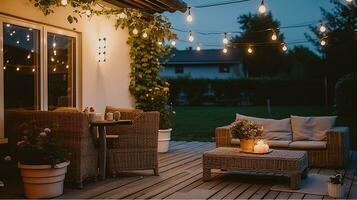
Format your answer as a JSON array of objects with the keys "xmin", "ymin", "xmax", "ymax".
[
  {"xmin": 230, "ymin": 139, "xmax": 291, "ymax": 148},
  {"xmin": 291, "ymin": 115, "xmax": 337, "ymax": 141},
  {"xmin": 289, "ymin": 141, "xmax": 327, "ymax": 150},
  {"xmin": 53, "ymin": 107, "xmax": 80, "ymax": 112},
  {"xmin": 235, "ymin": 113, "xmax": 292, "ymax": 141}
]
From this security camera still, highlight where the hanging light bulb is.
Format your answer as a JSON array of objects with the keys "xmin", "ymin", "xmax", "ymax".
[
  {"xmin": 222, "ymin": 47, "xmax": 228, "ymax": 54},
  {"xmin": 319, "ymin": 22, "xmax": 327, "ymax": 33},
  {"xmin": 188, "ymin": 31, "xmax": 194, "ymax": 42},
  {"xmin": 16, "ymin": 67, "xmax": 20, "ymax": 71},
  {"xmin": 282, "ymin": 43, "xmax": 288, "ymax": 51},
  {"xmin": 271, "ymin": 31, "xmax": 277, "ymax": 41},
  {"xmin": 132, "ymin": 28, "xmax": 139, "ymax": 35},
  {"xmin": 85, "ymin": 9, "xmax": 91, "ymax": 16},
  {"xmin": 53, "ymin": 42, "xmax": 56, "ymax": 47},
  {"xmin": 60, "ymin": 0, "xmax": 68, "ymax": 6},
  {"xmin": 3, "ymin": 66, "xmax": 6, "ymax": 70},
  {"xmin": 66, "ymin": 65, "xmax": 69, "ymax": 69},
  {"xmin": 142, "ymin": 32, "xmax": 148, "ymax": 38},
  {"xmin": 51, "ymin": 57, "xmax": 55, "ymax": 62},
  {"xmin": 346, "ymin": 0, "xmax": 353, "ymax": 3},
  {"xmin": 16, "ymin": 40, "xmax": 20, "ymax": 44},
  {"xmin": 186, "ymin": 7, "xmax": 193, "ymax": 22},
  {"xmin": 223, "ymin": 33, "xmax": 229, "ymax": 44},
  {"xmin": 27, "ymin": 54, "xmax": 31, "ymax": 59},
  {"xmin": 258, "ymin": 0, "xmax": 267, "ymax": 14},
  {"xmin": 54, "ymin": 50, "xmax": 57, "ymax": 56},
  {"xmin": 9, "ymin": 33, "xmax": 13, "ymax": 36},
  {"xmin": 320, "ymin": 38, "xmax": 327, "ymax": 46},
  {"xmin": 6, "ymin": 24, "xmax": 10, "ymax": 27},
  {"xmin": 53, "ymin": 68, "xmax": 57, "ymax": 72},
  {"xmin": 32, "ymin": 68, "xmax": 35, "ymax": 72},
  {"xmin": 171, "ymin": 40, "xmax": 176, "ymax": 46},
  {"xmin": 247, "ymin": 46, "xmax": 253, "ymax": 54},
  {"xmin": 158, "ymin": 41, "xmax": 163, "ymax": 45},
  {"xmin": 196, "ymin": 45, "xmax": 201, "ymax": 51}
]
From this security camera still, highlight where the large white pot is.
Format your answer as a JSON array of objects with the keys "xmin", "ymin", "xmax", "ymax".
[
  {"xmin": 18, "ymin": 161, "xmax": 70, "ymax": 199},
  {"xmin": 158, "ymin": 128, "xmax": 172, "ymax": 153}
]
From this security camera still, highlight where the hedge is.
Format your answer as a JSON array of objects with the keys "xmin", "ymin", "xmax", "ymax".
[{"xmin": 166, "ymin": 78, "xmax": 326, "ymax": 106}]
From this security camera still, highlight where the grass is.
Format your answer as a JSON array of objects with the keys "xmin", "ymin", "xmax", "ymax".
[{"xmin": 172, "ymin": 105, "xmax": 327, "ymax": 141}]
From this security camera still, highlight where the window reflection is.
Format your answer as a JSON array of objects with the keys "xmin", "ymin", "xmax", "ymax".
[
  {"xmin": 47, "ymin": 33, "xmax": 76, "ymax": 110},
  {"xmin": 3, "ymin": 23, "xmax": 40, "ymax": 110}
]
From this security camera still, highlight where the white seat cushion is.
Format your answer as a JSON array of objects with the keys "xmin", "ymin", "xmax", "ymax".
[
  {"xmin": 230, "ymin": 139, "xmax": 291, "ymax": 148},
  {"xmin": 289, "ymin": 141, "xmax": 327, "ymax": 150},
  {"xmin": 236, "ymin": 113, "xmax": 292, "ymax": 141},
  {"xmin": 291, "ymin": 115, "xmax": 337, "ymax": 141}
]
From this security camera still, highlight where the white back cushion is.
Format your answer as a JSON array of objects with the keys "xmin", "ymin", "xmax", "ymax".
[
  {"xmin": 235, "ymin": 113, "xmax": 292, "ymax": 141},
  {"xmin": 291, "ymin": 115, "xmax": 337, "ymax": 141}
]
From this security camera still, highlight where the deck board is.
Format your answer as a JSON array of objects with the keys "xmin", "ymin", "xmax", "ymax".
[{"xmin": 2, "ymin": 141, "xmax": 357, "ymax": 199}]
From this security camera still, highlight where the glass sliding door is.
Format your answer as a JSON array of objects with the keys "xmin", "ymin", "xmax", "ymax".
[
  {"xmin": 47, "ymin": 33, "xmax": 76, "ymax": 110},
  {"xmin": 2, "ymin": 22, "xmax": 41, "ymax": 111}
]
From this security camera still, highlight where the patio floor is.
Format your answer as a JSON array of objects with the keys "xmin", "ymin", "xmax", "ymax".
[{"xmin": 2, "ymin": 141, "xmax": 357, "ymax": 199}]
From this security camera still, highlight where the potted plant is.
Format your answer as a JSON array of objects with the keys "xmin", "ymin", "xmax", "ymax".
[
  {"xmin": 328, "ymin": 174, "xmax": 345, "ymax": 198},
  {"xmin": 230, "ymin": 119, "xmax": 264, "ymax": 152},
  {"xmin": 158, "ymin": 104, "xmax": 176, "ymax": 153},
  {"xmin": 16, "ymin": 123, "xmax": 70, "ymax": 199}
]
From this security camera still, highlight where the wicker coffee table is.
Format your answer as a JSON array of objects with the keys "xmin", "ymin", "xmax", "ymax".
[{"xmin": 203, "ymin": 147, "xmax": 308, "ymax": 189}]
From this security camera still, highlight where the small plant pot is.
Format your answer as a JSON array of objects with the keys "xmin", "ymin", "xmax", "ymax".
[
  {"xmin": 158, "ymin": 128, "xmax": 172, "ymax": 153},
  {"xmin": 240, "ymin": 139, "xmax": 255, "ymax": 152},
  {"xmin": 18, "ymin": 161, "xmax": 70, "ymax": 199},
  {"xmin": 328, "ymin": 182, "xmax": 344, "ymax": 198}
]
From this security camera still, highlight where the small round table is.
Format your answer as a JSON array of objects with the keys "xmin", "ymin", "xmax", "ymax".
[{"xmin": 90, "ymin": 120, "xmax": 132, "ymax": 180}]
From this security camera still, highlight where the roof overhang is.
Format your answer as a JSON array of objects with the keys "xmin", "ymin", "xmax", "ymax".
[{"xmin": 104, "ymin": 0, "xmax": 187, "ymax": 13}]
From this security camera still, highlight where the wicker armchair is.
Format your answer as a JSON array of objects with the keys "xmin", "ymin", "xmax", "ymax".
[
  {"xmin": 105, "ymin": 107, "xmax": 159, "ymax": 177},
  {"xmin": 215, "ymin": 125, "xmax": 350, "ymax": 168},
  {"xmin": 5, "ymin": 110, "xmax": 98, "ymax": 188}
]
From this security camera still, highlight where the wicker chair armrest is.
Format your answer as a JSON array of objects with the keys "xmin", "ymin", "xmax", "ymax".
[
  {"xmin": 326, "ymin": 126, "xmax": 350, "ymax": 151},
  {"xmin": 215, "ymin": 125, "xmax": 232, "ymax": 147}
]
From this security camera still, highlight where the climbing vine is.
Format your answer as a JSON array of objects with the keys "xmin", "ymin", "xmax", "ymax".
[{"xmin": 30, "ymin": 0, "xmax": 177, "ymax": 128}]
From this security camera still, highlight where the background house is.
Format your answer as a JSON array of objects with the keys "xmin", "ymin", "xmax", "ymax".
[{"xmin": 160, "ymin": 48, "xmax": 246, "ymax": 79}]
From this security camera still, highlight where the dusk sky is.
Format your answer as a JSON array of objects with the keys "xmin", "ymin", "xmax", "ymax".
[{"xmin": 164, "ymin": 0, "xmax": 335, "ymax": 51}]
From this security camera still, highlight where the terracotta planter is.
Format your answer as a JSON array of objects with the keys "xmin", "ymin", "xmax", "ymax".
[
  {"xmin": 328, "ymin": 182, "xmax": 345, "ymax": 198},
  {"xmin": 18, "ymin": 161, "xmax": 70, "ymax": 199},
  {"xmin": 240, "ymin": 139, "xmax": 255, "ymax": 152},
  {"xmin": 158, "ymin": 128, "xmax": 172, "ymax": 153}
]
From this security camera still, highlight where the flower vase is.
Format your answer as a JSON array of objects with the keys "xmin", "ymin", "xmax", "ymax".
[{"xmin": 240, "ymin": 139, "xmax": 255, "ymax": 152}]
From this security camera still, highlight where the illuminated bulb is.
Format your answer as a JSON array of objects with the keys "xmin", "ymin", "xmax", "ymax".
[
  {"xmin": 26, "ymin": 34, "xmax": 30, "ymax": 38},
  {"xmin": 29, "ymin": 28, "xmax": 33, "ymax": 31},
  {"xmin": 16, "ymin": 67, "xmax": 20, "ymax": 71},
  {"xmin": 186, "ymin": 7, "xmax": 193, "ymax": 22},
  {"xmin": 319, "ymin": 23, "xmax": 327, "ymax": 33},
  {"xmin": 53, "ymin": 42, "xmax": 56, "ymax": 47},
  {"xmin": 10, "ymin": 33, "xmax": 13, "ymax": 36},
  {"xmin": 85, "ymin": 10, "xmax": 91, "ymax": 16},
  {"xmin": 223, "ymin": 33, "xmax": 229, "ymax": 44},
  {"xmin": 53, "ymin": 68, "xmax": 57, "ymax": 72},
  {"xmin": 6, "ymin": 24, "xmax": 10, "ymax": 27},
  {"xmin": 171, "ymin": 40, "xmax": 176, "ymax": 46},
  {"xmin": 3, "ymin": 66, "xmax": 6, "ymax": 70},
  {"xmin": 31, "ymin": 49, "xmax": 34, "ymax": 53},
  {"xmin": 119, "ymin": 12, "xmax": 127, "ymax": 19},
  {"xmin": 271, "ymin": 32, "xmax": 277, "ymax": 41},
  {"xmin": 27, "ymin": 38, "xmax": 30, "ymax": 41},
  {"xmin": 188, "ymin": 31, "xmax": 194, "ymax": 42},
  {"xmin": 54, "ymin": 50, "xmax": 57, "ymax": 55},
  {"xmin": 66, "ymin": 65, "xmax": 69, "ymax": 69},
  {"xmin": 62, "ymin": 61, "xmax": 65, "ymax": 64},
  {"xmin": 346, "ymin": 0, "xmax": 353, "ymax": 2},
  {"xmin": 32, "ymin": 68, "xmax": 35, "ymax": 72},
  {"xmin": 6, "ymin": 60, "xmax": 9, "ymax": 63},
  {"xmin": 61, "ymin": 0, "xmax": 67, "ymax": 6},
  {"xmin": 158, "ymin": 41, "xmax": 163, "ymax": 45},
  {"xmin": 27, "ymin": 54, "xmax": 31, "ymax": 59},
  {"xmin": 196, "ymin": 46, "xmax": 201, "ymax": 51},
  {"xmin": 16, "ymin": 40, "xmax": 20, "ymax": 44},
  {"xmin": 12, "ymin": 31, "xmax": 15, "ymax": 34},
  {"xmin": 142, "ymin": 32, "xmax": 148, "ymax": 38},
  {"xmin": 51, "ymin": 57, "xmax": 55, "ymax": 62},
  {"xmin": 247, "ymin": 47, "xmax": 253, "ymax": 54},
  {"xmin": 223, "ymin": 47, "xmax": 228, "ymax": 54},
  {"xmin": 282, "ymin": 44, "xmax": 288, "ymax": 51},
  {"xmin": 258, "ymin": 0, "xmax": 266, "ymax": 14},
  {"xmin": 132, "ymin": 28, "xmax": 138, "ymax": 35},
  {"xmin": 320, "ymin": 39, "xmax": 326, "ymax": 46}
]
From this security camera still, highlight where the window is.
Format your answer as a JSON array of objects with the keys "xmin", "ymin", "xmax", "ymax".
[
  {"xmin": 175, "ymin": 66, "xmax": 184, "ymax": 74},
  {"xmin": 219, "ymin": 65, "xmax": 230, "ymax": 73},
  {"xmin": 47, "ymin": 33, "xmax": 76, "ymax": 110},
  {"xmin": 3, "ymin": 23, "xmax": 41, "ymax": 110}
]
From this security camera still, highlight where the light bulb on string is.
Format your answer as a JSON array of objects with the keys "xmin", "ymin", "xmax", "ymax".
[
  {"xmin": 282, "ymin": 43, "xmax": 288, "ymax": 51},
  {"xmin": 16, "ymin": 40, "xmax": 20, "ymax": 44},
  {"xmin": 186, "ymin": 7, "xmax": 193, "ymax": 22},
  {"xmin": 6, "ymin": 24, "xmax": 10, "ymax": 27},
  {"xmin": 51, "ymin": 57, "xmax": 55, "ymax": 62},
  {"xmin": 271, "ymin": 31, "xmax": 277, "ymax": 41},
  {"xmin": 346, "ymin": 0, "xmax": 353, "ymax": 3},
  {"xmin": 142, "ymin": 32, "xmax": 148, "ymax": 38},
  {"xmin": 27, "ymin": 54, "xmax": 31, "ymax": 59},
  {"xmin": 320, "ymin": 38, "xmax": 327, "ymax": 46},
  {"xmin": 3, "ymin": 66, "xmax": 6, "ymax": 70},
  {"xmin": 223, "ymin": 33, "xmax": 229, "ymax": 44},
  {"xmin": 258, "ymin": 0, "xmax": 266, "ymax": 14},
  {"xmin": 247, "ymin": 46, "xmax": 253, "ymax": 54},
  {"xmin": 53, "ymin": 68, "xmax": 57, "ymax": 72},
  {"xmin": 16, "ymin": 67, "xmax": 20, "ymax": 71},
  {"xmin": 66, "ymin": 65, "xmax": 69, "ymax": 69},
  {"xmin": 222, "ymin": 47, "xmax": 228, "ymax": 54},
  {"xmin": 53, "ymin": 42, "xmax": 56, "ymax": 47},
  {"xmin": 32, "ymin": 68, "xmax": 35, "ymax": 72},
  {"xmin": 158, "ymin": 41, "xmax": 163, "ymax": 45},
  {"xmin": 132, "ymin": 28, "xmax": 139, "ymax": 35},
  {"xmin": 85, "ymin": 10, "xmax": 91, "ymax": 16},
  {"xmin": 319, "ymin": 22, "xmax": 327, "ymax": 33},
  {"xmin": 171, "ymin": 40, "xmax": 176, "ymax": 46},
  {"xmin": 188, "ymin": 31, "xmax": 194, "ymax": 42},
  {"xmin": 196, "ymin": 45, "xmax": 201, "ymax": 51},
  {"xmin": 61, "ymin": 0, "xmax": 68, "ymax": 6}
]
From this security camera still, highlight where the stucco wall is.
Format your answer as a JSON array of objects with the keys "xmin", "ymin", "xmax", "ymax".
[{"xmin": 0, "ymin": 0, "xmax": 134, "ymax": 113}]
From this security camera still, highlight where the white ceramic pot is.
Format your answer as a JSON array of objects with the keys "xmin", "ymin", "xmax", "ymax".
[
  {"xmin": 328, "ymin": 182, "xmax": 345, "ymax": 198},
  {"xmin": 158, "ymin": 128, "xmax": 172, "ymax": 153},
  {"xmin": 18, "ymin": 161, "xmax": 70, "ymax": 199}
]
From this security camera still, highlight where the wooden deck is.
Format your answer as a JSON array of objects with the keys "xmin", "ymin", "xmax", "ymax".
[{"xmin": 2, "ymin": 141, "xmax": 357, "ymax": 199}]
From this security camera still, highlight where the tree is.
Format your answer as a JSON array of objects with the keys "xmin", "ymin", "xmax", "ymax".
[
  {"xmin": 305, "ymin": 0, "xmax": 357, "ymax": 80},
  {"xmin": 231, "ymin": 12, "xmax": 288, "ymax": 77}
]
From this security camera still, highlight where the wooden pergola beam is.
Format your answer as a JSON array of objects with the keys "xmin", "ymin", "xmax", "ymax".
[{"xmin": 104, "ymin": 0, "xmax": 187, "ymax": 13}]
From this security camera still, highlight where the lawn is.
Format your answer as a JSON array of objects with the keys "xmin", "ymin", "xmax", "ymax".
[{"xmin": 172, "ymin": 105, "xmax": 326, "ymax": 141}]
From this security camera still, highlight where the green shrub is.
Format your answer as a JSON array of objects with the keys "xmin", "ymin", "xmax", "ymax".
[{"xmin": 335, "ymin": 74, "xmax": 357, "ymax": 117}]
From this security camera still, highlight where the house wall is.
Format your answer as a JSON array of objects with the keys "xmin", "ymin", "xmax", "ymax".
[
  {"xmin": 0, "ymin": 0, "xmax": 134, "ymax": 143},
  {"xmin": 160, "ymin": 63, "xmax": 245, "ymax": 79}
]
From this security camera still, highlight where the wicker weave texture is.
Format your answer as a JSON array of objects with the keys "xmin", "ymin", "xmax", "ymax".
[
  {"xmin": 105, "ymin": 108, "xmax": 159, "ymax": 176},
  {"xmin": 215, "ymin": 125, "xmax": 350, "ymax": 168},
  {"xmin": 5, "ymin": 110, "xmax": 98, "ymax": 187}
]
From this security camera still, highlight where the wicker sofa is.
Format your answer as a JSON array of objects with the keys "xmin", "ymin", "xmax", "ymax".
[
  {"xmin": 105, "ymin": 106, "xmax": 160, "ymax": 177},
  {"xmin": 215, "ymin": 114, "xmax": 350, "ymax": 168},
  {"xmin": 5, "ymin": 110, "xmax": 98, "ymax": 188}
]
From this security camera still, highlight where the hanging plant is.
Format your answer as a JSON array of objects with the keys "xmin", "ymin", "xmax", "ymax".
[{"xmin": 29, "ymin": 0, "xmax": 176, "ymax": 128}]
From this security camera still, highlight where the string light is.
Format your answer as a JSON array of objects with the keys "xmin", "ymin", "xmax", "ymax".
[
  {"xmin": 66, "ymin": 65, "xmax": 69, "ymax": 69},
  {"xmin": 27, "ymin": 54, "xmax": 31, "ymax": 59},
  {"xmin": 3, "ymin": 66, "xmax": 6, "ymax": 70},
  {"xmin": 247, "ymin": 46, "xmax": 253, "ymax": 54},
  {"xmin": 223, "ymin": 33, "xmax": 229, "ymax": 44},
  {"xmin": 222, "ymin": 47, "xmax": 228, "ymax": 53},
  {"xmin": 53, "ymin": 68, "xmax": 57, "ymax": 72},
  {"xmin": 54, "ymin": 50, "xmax": 57, "ymax": 55},
  {"xmin": 186, "ymin": 7, "xmax": 193, "ymax": 22},
  {"xmin": 319, "ymin": 22, "xmax": 327, "ymax": 33},
  {"xmin": 51, "ymin": 57, "xmax": 55, "ymax": 62},
  {"xmin": 320, "ymin": 38, "xmax": 326, "ymax": 46},
  {"xmin": 60, "ymin": 0, "xmax": 67, "ymax": 6},
  {"xmin": 158, "ymin": 41, "xmax": 163, "ymax": 45},
  {"xmin": 258, "ymin": 0, "xmax": 267, "ymax": 14},
  {"xmin": 32, "ymin": 68, "xmax": 35, "ymax": 72},
  {"xmin": 85, "ymin": 10, "xmax": 91, "ymax": 16},
  {"xmin": 31, "ymin": 49, "xmax": 34, "ymax": 53},
  {"xmin": 282, "ymin": 43, "xmax": 288, "ymax": 51},
  {"xmin": 346, "ymin": 0, "xmax": 353, "ymax": 3},
  {"xmin": 132, "ymin": 28, "xmax": 139, "ymax": 35},
  {"xmin": 9, "ymin": 33, "xmax": 13, "ymax": 36},
  {"xmin": 16, "ymin": 67, "xmax": 20, "ymax": 71},
  {"xmin": 53, "ymin": 42, "xmax": 56, "ymax": 47},
  {"xmin": 171, "ymin": 40, "xmax": 176, "ymax": 46},
  {"xmin": 188, "ymin": 31, "xmax": 194, "ymax": 42},
  {"xmin": 196, "ymin": 45, "xmax": 201, "ymax": 51},
  {"xmin": 6, "ymin": 24, "xmax": 10, "ymax": 27},
  {"xmin": 142, "ymin": 32, "xmax": 148, "ymax": 38},
  {"xmin": 271, "ymin": 31, "xmax": 277, "ymax": 41},
  {"xmin": 16, "ymin": 40, "xmax": 20, "ymax": 44},
  {"xmin": 118, "ymin": 12, "xmax": 127, "ymax": 19}
]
